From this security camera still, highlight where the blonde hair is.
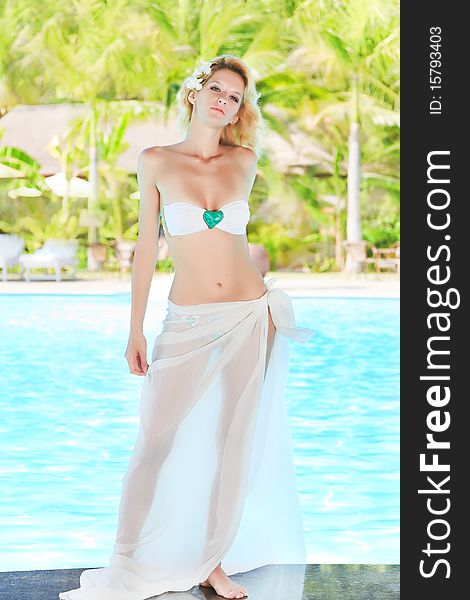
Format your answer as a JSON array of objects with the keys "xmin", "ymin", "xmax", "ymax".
[{"xmin": 175, "ymin": 54, "xmax": 268, "ymax": 158}]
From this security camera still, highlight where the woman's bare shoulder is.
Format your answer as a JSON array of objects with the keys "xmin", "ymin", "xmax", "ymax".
[
  {"xmin": 137, "ymin": 145, "xmax": 179, "ymax": 179},
  {"xmin": 137, "ymin": 145, "xmax": 169, "ymax": 164},
  {"xmin": 236, "ymin": 145, "xmax": 257, "ymax": 157},
  {"xmin": 232, "ymin": 146, "xmax": 257, "ymax": 178},
  {"xmin": 233, "ymin": 145, "xmax": 258, "ymax": 164}
]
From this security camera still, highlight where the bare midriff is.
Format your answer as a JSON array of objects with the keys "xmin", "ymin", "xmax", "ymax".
[
  {"xmin": 162, "ymin": 215, "xmax": 267, "ymax": 305},
  {"xmin": 154, "ymin": 144, "xmax": 267, "ymax": 306}
]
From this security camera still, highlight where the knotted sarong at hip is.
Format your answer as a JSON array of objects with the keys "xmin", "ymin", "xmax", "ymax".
[{"xmin": 59, "ymin": 277, "xmax": 315, "ymax": 600}]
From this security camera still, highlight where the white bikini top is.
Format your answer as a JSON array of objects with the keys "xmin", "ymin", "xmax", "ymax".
[{"xmin": 161, "ymin": 199, "xmax": 250, "ymax": 237}]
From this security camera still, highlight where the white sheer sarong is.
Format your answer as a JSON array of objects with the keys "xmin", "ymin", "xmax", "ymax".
[{"xmin": 59, "ymin": 277, "xmax": 315, "ymax": 600}]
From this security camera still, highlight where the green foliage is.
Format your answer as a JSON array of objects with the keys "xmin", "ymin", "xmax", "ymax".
[
  {"xmin": 155, "ymin": 257, "xmax": 174, "ymax": 273},
  {"xmin": 0, "ymin": 0, "xmax": 400, "ymax": 272},
  {"xmin": 248, "ymin": 222, "xmax": 322, "ymax": 270},
  {"xmin": 363, "ymin": 218, "xmax": 400, "ymax": 248}
]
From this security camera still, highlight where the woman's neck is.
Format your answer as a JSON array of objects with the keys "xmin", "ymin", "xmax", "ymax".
[{"xmin": 181, "ymin": 121, "xmax": 224, "ymax": 160}]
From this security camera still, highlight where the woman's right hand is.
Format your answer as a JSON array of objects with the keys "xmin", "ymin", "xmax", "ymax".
[{"xmin": 125, "ymin": 331, "xmax": 149, "ymax": 376}]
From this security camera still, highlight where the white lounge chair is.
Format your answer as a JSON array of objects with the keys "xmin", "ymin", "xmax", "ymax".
[
  {"xmin": 0, "ymin": 234, "xmax": 25, "ymax": 282},
  {"xmin": 19, "ymin": 239, "xmax": 79, "ymax": 281}
]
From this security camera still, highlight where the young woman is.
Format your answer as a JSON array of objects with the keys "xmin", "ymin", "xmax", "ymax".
[{"xmin": 60, "ymin": 54, "xmax": 314, "ymax": 600}]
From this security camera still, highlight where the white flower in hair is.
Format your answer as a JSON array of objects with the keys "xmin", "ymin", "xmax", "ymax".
[
  {"xmin": 184, "ymin": 60, "xmax": 212, "ymax": 91},
  {"xmin": 193, "ymin": 60, "xmax": 212, "ymax": 76},
  {"xmin": 185, "ymin": 76, "xmax": 202, "ymax": 90}
]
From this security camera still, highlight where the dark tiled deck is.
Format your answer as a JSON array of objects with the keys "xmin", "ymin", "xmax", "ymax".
[{"xmin": 0, "ymin": 564, "xmax": 399, "ymax": 599}]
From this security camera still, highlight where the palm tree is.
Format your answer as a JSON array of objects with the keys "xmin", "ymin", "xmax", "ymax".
[
  {"xmin": 2, "ymin": 0, "xmax": 163, "ymax": 266},
  {"xmin": 4, "ymin": 0, "xmax": 273, "ymax": 267},
  {"xmin": 289, "ymin": 0, "xmax": 399, "ymax": 271},
  {"xmin": 1, "ymin": 0, "xmax": 399, "ymax": 274}
]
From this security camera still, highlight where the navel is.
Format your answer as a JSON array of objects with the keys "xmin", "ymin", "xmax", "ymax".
[{"xmin": 216, "ymin": 282, "xmax": 222, "ymax": 287}]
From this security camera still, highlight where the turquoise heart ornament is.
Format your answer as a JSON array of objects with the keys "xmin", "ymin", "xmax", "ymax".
[{"xmin": 203, "ymin": 209, "xmax": 224, "ymax": 229}]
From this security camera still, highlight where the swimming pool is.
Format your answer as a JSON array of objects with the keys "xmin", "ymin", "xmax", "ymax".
[{"xmin": 0, "ymin": 293, "xmax": 399, "ymax": 570}]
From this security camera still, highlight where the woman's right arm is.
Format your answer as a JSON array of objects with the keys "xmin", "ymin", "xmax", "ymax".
[{"xmin": 124, "ymin": 147, "xmax": 161, "ymax": 376}]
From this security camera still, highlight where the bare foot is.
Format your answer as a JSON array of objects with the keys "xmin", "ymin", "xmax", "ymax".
[{"xmin": 199, "ymin": 564, "xmax": 248, "ymax": 598}]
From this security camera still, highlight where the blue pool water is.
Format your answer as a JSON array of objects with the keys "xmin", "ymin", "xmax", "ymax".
[{"xmin": 0, "ymin": 293, "xmax": 399, "ymax": 571}]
